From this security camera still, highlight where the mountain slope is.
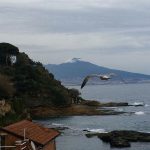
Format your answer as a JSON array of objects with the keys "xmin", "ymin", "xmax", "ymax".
[{"xmin": 45, "ymin": 58, "xmax": 150, "ymax": 84}]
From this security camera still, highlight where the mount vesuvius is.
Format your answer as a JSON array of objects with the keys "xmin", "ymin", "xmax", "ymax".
[{"xmin": 45, "ymin": 58, "xmax": 150, "ymax": 85}]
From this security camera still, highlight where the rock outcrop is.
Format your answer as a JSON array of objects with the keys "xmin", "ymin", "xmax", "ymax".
[
  {"xmin": 0, "ymin": 100, "xmax": 11, "ymax": 116},
  {"xmin": 86, "ymin": 130, "xmax": 150, "ymax": 148}
]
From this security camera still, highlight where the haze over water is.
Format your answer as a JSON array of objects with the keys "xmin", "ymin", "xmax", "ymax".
[{"xmin": 37, "ymin": 83, "xmax": 150, "ymax": 150}]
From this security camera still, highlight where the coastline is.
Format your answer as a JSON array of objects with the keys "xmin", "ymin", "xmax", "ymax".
[{"xmin": 30, "ymin": 101, "xmax": 130, "ymax": 118}]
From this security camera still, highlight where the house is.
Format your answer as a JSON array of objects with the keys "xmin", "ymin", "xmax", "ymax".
[{"xmin": 0, "ymin": 120, "xmax": 60, "ymax": 150}]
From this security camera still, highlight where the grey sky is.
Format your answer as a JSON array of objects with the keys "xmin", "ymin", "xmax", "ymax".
[{"xmin": 0, "ymin": 0, "xmax": 150, "ymax": 74}]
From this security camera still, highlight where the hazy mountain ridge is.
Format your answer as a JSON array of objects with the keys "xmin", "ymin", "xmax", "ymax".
[{"xmin": 45, "ymin": 58, "xmax": 150, "ymax": 85}]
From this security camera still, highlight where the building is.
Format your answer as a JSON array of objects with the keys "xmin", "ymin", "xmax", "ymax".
[{"xmin": 0, "ymin": 120, "xmax": 60, "ymax": 150}]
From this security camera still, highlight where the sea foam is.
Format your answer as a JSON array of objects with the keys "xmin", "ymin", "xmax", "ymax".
[
  {"xmin": 135, "ymin": 111, "xmax": 145, "ymax": 115},
  {"xmin": 131, "ymin": 102, "xmax": 144, "ymax": 106},
  {"xmin": 86, "ymin": 128, "xmax": 107, "ymax": 133}
]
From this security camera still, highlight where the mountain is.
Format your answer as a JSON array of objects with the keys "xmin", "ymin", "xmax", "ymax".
[{"xmin": 45, "ymin": 58, "xmax": 150, "ymax": 85}]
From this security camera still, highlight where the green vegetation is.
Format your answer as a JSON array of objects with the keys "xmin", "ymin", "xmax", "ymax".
[
  {"xmin": 69, "ymin": 88, "xmax": 81, "ymax": 104},
  {"xmin": 0, "ymin": 74, "xmax": 15, "ymax": 99},
  {"xmin": 0, "ymin": 43, "xmax": 81, "ymax": 126},
  {"xmin": 0, "ymin": 43, "xmax": 19, "ymax": 66},
  {"xmin": 0, "ymin": 113, "xmax": 23, "ymax": 126}
]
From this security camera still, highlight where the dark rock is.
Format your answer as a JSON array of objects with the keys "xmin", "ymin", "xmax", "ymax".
[
  {"xmin": 134, "ymin": 104, "xmax": 144, "ymax": 107},
  {"xmin": 81, "ymin": 100, "xmax": 100, "ymax": 106},
  {"xmin": 85, "ymin": 133, "xmax": 101, "ymax": 138},
  {"xmin": 130, "ymin": 104, "xmax": 144, "ymax": 107},
  {"xmin": 110, "ymin": 130, "xmax": 150, "ymax": 142},
  {"xmin": 54, "ymin": 126, "xmax": 69, "ymax": 130},
  {"xmin": 87, "ymin": 130, "xmax": 150, "ymax": 148},
  {"xmin": 98, "ymin": 133, "xmax": 112, "ymax": 142},
  {"xmin": 110, "ymin": 137, "xmax": 131, "ymax": 147},
  {"xmin": 100, "ymin": 102, "xmax": 129, "ymax": 107}
]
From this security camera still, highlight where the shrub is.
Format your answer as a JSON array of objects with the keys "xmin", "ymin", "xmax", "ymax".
[{"xmin": 0, "ymin": 74, "xmax": 15, "ymax": 99}]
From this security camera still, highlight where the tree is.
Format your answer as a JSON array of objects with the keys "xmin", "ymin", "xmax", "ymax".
[
  {"xmin": 0, "ymin": 43, "xmax": 19, "ymax": 65},
  {"xmin": 69, "ymin": 88, "xmax": 81, "ymax": 104}
]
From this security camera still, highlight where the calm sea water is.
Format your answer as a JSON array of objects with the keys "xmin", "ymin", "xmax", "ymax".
[{"xmin": 36, "ymin": 83, "xmax": 150, "ymax": 150}]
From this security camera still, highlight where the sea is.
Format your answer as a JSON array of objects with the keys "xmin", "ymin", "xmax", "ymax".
[{"xmin": 36, "ymin": 83, "xmax": 150, "ymax": 150}]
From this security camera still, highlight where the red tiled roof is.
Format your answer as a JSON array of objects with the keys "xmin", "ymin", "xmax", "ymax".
[{"xmin": 4, "ymin": 120, "xmax": 60, "ymax": 146}]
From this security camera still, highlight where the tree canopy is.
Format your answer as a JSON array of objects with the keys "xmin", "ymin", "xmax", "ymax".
[{"xmin": 0, "ymin": 43, "xmax": 19, "ymax": 65}]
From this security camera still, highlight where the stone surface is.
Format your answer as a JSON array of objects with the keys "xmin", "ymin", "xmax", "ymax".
[{"xmin": 86, "ymin": 130, "xmax": 150, "ymax": 148}]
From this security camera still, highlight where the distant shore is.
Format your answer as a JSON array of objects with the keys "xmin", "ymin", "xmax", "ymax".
[{"xmin": 63, "ymin": 81, "xmax": 150, "ymax": 87}]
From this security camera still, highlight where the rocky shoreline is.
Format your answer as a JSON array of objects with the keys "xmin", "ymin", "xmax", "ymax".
[
  {"xmin": 32, "ymin": 100, "xmax": 148, "ymax": 149},
  {"xmin": 86, "ymin": 130, "xmax": 150, "ymax": 148},
  {"xmin": 30, "ymin": 100, "xmax": 142, "ymax": 118}
]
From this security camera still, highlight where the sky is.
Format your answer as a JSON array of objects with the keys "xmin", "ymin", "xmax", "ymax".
[{"xmin": 0, "ymin": 0, "xmax": 150, "ymax": 74}]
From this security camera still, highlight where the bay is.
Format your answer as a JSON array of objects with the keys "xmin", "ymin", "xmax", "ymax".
[{"xmin": 36, "ymin": 83, "xmax": 150, "ymax": 150}]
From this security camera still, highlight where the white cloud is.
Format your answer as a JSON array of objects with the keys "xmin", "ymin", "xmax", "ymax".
[
  {"xmin": 0, "ymin": 0, "xmax": 40, "ymax": 3},
  {"xmin": 0, "ymin": 0, "xmax": 150, "ymax": 74},
  {"xmin": 1, "ymin": 31, "xmax": 149, "ymax": 54},
  {"xmin": 0, "ymin": 0, "xmax": 150, "ymax": 11}
]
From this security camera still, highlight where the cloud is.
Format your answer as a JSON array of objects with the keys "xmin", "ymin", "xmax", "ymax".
[
  {"xmin": 9, "ymin": 0, "xmax": 150, "ymax": 11},
  {"xmin": 2, "ymin": 0, "xmax": 148, "ymax": 10},
  {"xmin": 1, "ymin": 0, "xmax": 150, "ymax": 51},
  {"xmin": 0, "ymin": 0, "xmax": 150, "ymax": 74},
  {"xmin": 0, "ymin": 1, "xmax": 150, "ymax": 35},
  {"xmin": 1, "ymin": 31, "xmax": 149, "ymax": 54},
  {"xmin": 0, "ymin": 0, "xmax": 40, "ymax": 3}
]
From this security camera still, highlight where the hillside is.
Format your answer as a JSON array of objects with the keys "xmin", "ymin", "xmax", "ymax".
[
  {"xmin": 0, "ymin": 43, "xmax": 81, "ymax": 125},
  {"xmin": 45, "ymin": 58, "xmax": 150, "ymax": 85}
]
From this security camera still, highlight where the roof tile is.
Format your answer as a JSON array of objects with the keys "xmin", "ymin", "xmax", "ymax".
[{"xmin": 4, "ymin": 120, "xmax": 60, "ymax": 145}]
